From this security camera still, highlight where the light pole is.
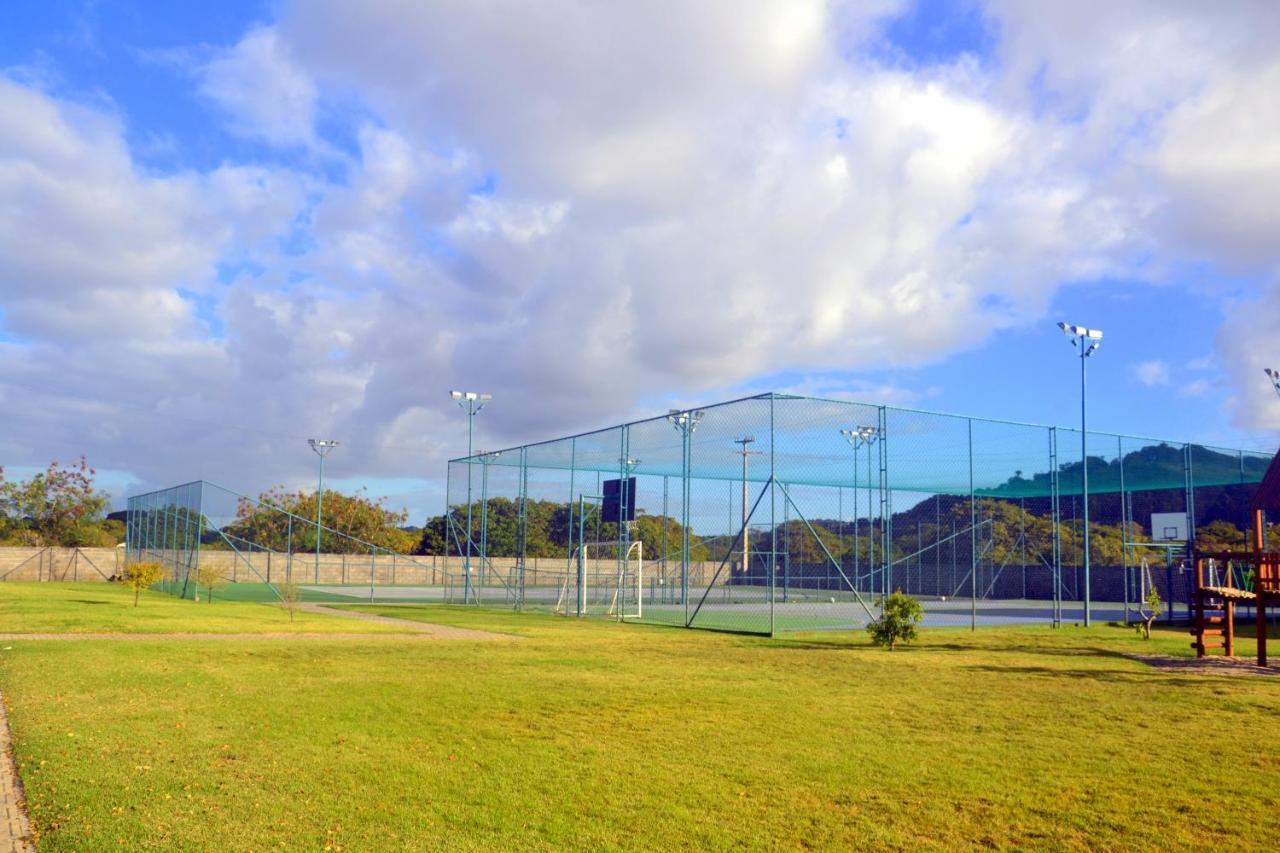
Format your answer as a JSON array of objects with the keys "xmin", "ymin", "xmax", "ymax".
[
  {"xmin": 733, "ymin": 437, "xmax": 761, "ymax": 577},
  {"xmin": 308, "ymin": 439, "xmax": 339, "ymax": 583},
  {"xmin": 1266, "ymin": 368, "xmax": 1280, "ymax": 399},
  {"xmin": 1058, "ymin": 321, "xmax": 1102, "ymax": 627},
  {"xmin": 840, "ymin": 426, "xmax": 879, "ymax": 593},
  {"xmin": 667, "ymin": 409, "xmax": 704, "ymax": 612},
  {"xmin": 451, "ymin": 390, "xmax": 491, "ymax": 601}
]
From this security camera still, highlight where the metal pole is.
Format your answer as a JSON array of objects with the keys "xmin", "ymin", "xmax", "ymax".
[
  {"xmin": 465, "ymin": 403, "xmax": 474, "ymax": 599},
  {"xmin": 1119, "ymin": 435, "xmax": 1128, "ymax": 624},
  {"xmin": 969, "ymin": 418, "xmax": 977, "ymax": 632},
  {"xmin": 769, "ymin": 395, "xmax": 776, "ymax": 637},
  {"xmin": 577, "ymin": 495, "xmax": 586, "ymax": 617},
  {"xmin": 741, "ymin": 446, "xmax": 749, "ymax": 574},
  {"xmin": 316, "ymin": 452, "xmax": 324, "ymax": 584},
  {"xmin": 853, "ymin": 448, "xmax": 859, "ymax": 587},
  {"xmin": 1080, "ymin": 344, "xmax": 1092, "ymax": 626}
]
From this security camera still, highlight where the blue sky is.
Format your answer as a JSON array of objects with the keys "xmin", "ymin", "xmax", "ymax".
[{"xmin": 1, "ymin": 1, "xmax": 1278, "ymax": 522}]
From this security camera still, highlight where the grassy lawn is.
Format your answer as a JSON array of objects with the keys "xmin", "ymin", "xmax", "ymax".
[
  {"xmin": 0, "ymin": 582, "xmax": 404, "ymax": 634},
  {"xmin": 1, "ymin": 590, "xmax": 1278, "ymax": 850}
]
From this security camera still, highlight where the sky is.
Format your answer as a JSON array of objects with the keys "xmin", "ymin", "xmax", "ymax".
[{"xmin": 1, "ymin": 0, "xmax": 1279, "ymax": 522}]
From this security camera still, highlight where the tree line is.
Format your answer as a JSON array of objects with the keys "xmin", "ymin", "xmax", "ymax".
[{"xmin": 0, "ymin": 458, "xmax": 121, "ymax": 547}]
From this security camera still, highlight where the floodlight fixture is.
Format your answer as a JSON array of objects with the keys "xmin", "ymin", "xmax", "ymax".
[
  {"xmin": 839, "ymin": 425, "xmax": 879, "ymax": 450},
  {"xmin": 1059, "ymin": 321, "xmax": 1102, "ymax": 356},
  {"xmin": 666, "ymin": 408, "xmax": 705, "ymax": 434},
  {"xmin": 1266, "ymin": 368, "xmax": 1280, "ymax": 399}
]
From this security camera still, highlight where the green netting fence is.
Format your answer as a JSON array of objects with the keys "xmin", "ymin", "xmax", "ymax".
[{"xmin": 445, "ymin": 393, "xmax": 1273, "ymax": 634}]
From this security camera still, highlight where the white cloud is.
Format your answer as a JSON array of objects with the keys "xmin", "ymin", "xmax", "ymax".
[
  {"xmin": 1178, "ymin": 379, "xmax": 1211, "ymax": 399},
  {"xmin": 1134, "ymin": 360, "xmax": 1170, "ymax": 386},
  {"xmin": 5, "ymin": 1, "xmax": 1280, "ymax": 517},
  {"xmin": 1217, "ymin": 278, "xmax": 1280, "ymax": 430},
  {"xmin": 200, "ymin": 25, "xmax": 318, "ymax": 148}
]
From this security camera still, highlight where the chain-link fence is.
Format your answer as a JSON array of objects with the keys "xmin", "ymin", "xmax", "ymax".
[
  {"xmin": 126, "ymin": 481, "xmax": 462, "ymax": 604},
  {"xmin": 447, "ymin": 393, "xmax": 1272, "ymax": 635}
]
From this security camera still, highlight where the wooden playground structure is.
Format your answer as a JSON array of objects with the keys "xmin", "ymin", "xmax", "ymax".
[{"xmin": 1190, "ymin": 449, "xmax": 1280, "ymax": 666}]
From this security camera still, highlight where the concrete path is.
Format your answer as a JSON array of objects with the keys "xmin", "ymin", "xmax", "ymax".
[
  {"xmin": 0, "ymin": 691, "xmax": 34, "ymax": 853},
  {"xmin": 294, "ymin": 603, "xmax": 513, "ymax": 639}
]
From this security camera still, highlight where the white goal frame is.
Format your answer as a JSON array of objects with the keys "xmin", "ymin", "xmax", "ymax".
[{"xmin": 609, "ymin": 540, "xmax": 643, "ymax": 622}]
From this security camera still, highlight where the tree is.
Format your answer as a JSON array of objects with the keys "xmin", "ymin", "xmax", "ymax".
[
  {"xmin": 867, "ymin": 590, "xmax": 923, "ymax": 650},
  {"xmin": 193, "ymin": 563, "xmax": 228, "ymax": 603},
  {"xmin": 223, "ymin": 487, "xmax": 412, "ymax": 554},
  {"xmin": 1136, "ymin": 584, "xmax": 1163, "ymax": 640},
  {"xmin": 0, "ymin": 457, "xmax": 114, "ymax": 546},
  {"xmin": 121, "ymin": 561, "xmax": 168, "ymax": 607},
  {"xmin": 278, "ymin": 580, "xmax": 302, "ymax": 622},
  {"xmin": 1195, "ymin": 520, "xmax": 1246, "ymax": 550}
]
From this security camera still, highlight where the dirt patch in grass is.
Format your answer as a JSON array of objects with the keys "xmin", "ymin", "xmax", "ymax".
[{"xmin": 1131, "ymin": 654, "xmax": 1280, "ymax": 677}]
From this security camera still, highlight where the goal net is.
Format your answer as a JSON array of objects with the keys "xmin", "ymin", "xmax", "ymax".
[{"xmin": 555, "ymin": 540, "xmax": 643, "ymax": 620}]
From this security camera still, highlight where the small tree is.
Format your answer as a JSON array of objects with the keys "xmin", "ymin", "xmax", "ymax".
[
  {"xmin": 193, "ymin": 563, "xmax": 228, "ymax": 603},
  {"xmin": 121, "ymin": 562, "xmax": 168, "ymax": 607},
  {"xmin": 1136, "ymin": 585, "xmax": 1163, "ymax": 640},
  {"xmin": 278, "ymin": 581, "xmax": 302, "ymax": 622},
  {"xmin": 867, "ymin": 590, "xmax": 923, "ymax": 651}
]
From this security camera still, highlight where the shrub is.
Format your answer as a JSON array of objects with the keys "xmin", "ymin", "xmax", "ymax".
[
  {"xmin": 1136, "ymin": 585, "xmax": 1163, "ymax": 640},
  {"xmin": 193, "ymin": 563, "xmax": 229, "ymax": 603},
  {"xmin": 867, "ymin": 590, "xmax": 923, "ymax": 651},
  {"xmin": 121, "ymin": 562, "xmax": 168, "ymax": 607},
  {"xmin": 278, "ymin": 581, "xmax": 302, "ymax": 622}
]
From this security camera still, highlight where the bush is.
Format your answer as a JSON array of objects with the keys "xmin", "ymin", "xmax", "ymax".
[
  {"xmin": 121, "ymin": 562, "xmax": 168, "ymax": 607},
  {"xmin": 1136, "ymin": 585, "xmax": 1163, "ymax": 640},
  {"xmin": 193, "ymin": 563, "xmax": 228, "ymax": 603},
  {"xmin": 278, "ymin": 581, "xmax": 302, "ymax": 622},
  {"xmin": 867, "ymin": 590, "xmax": 923, "ymax": 651}
]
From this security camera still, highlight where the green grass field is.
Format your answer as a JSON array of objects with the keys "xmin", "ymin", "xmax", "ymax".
[
  {"xmin": 0, "ymin": 582, "xmax": 404, "ymax": 634},
  {"xmin": 1, "ymin": 583, "xmax": 1278, "ymax": 850}
]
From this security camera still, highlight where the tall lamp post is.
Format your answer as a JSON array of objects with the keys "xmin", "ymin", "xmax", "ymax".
[
  {"xmin": 733, "ymin": 437, "xmax": 761, "ymax": 577},
  {"xmin": 307, "ymin": 439, "xmax": 339, "ymax": 583},
  {"xmin": 1266, "ymin": 367, "xmax": 1280, "ymax": 399},
  {"xmin": 667, "ymin": 409, "xmax": 704, "ymax": 611},
  {"xmin": 840, "ymin": 426, "xmax": 880, "ymax": 593},
  {"xmin": 1058, "ymin": 322, "xmax": 1102, "ymax": 626},
  {"xmin": 451, "ymin": 391, "xmax": 491, "ymax": 600}
]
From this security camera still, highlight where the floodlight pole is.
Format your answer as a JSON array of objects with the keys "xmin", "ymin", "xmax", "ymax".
[
  {"xmin": 1058, "ymin": 322, "xmax": 1102, "ymax": 627},
  {"xmin": 451, "ymin": 391, "xmax": 491, "ymax": 603},
  {"xmin": 308, "ymin": 439, "xmax": 339, "ymax": 584},
  {"xmin": 840, "ymin": 426, "xmax": 880, "ymax": 595},
  {"xmin": 734, "ymin": 437, "xmax": 759, "ymax": 578},
  {"xmin": 668, "ymin": 409, "xmax": 704, "ymax": 617},
  {"xmin": 1266, "ymin": 368, "xmax": 1280, "ymax": 400}
]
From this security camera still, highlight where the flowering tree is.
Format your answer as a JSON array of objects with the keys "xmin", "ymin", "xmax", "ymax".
[{"xmin": 0, "ymin": 457, "xmax": 113, "ymax": 546}]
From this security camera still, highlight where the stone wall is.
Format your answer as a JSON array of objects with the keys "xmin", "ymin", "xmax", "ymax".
[
  {"xmin": 0, "ymin": 547, "xmax": 719, "ymax": 588},
  {"xmin": 0, "ymin": 548, "xmax": 122, "ymax": 582}
]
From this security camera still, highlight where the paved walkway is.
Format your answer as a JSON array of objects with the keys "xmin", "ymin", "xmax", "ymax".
[
  {"xmin": 295, "ymin": 603, "xmax": 513, "ymax": 639},
  {"xmin": 0, "ymin": 691, "xmax": 34, "ymax": 852}
]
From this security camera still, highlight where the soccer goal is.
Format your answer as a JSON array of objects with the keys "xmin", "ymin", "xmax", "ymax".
[{"xmin": 555, "ymin": 540, "xmax": 643, "ymax": 620}]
